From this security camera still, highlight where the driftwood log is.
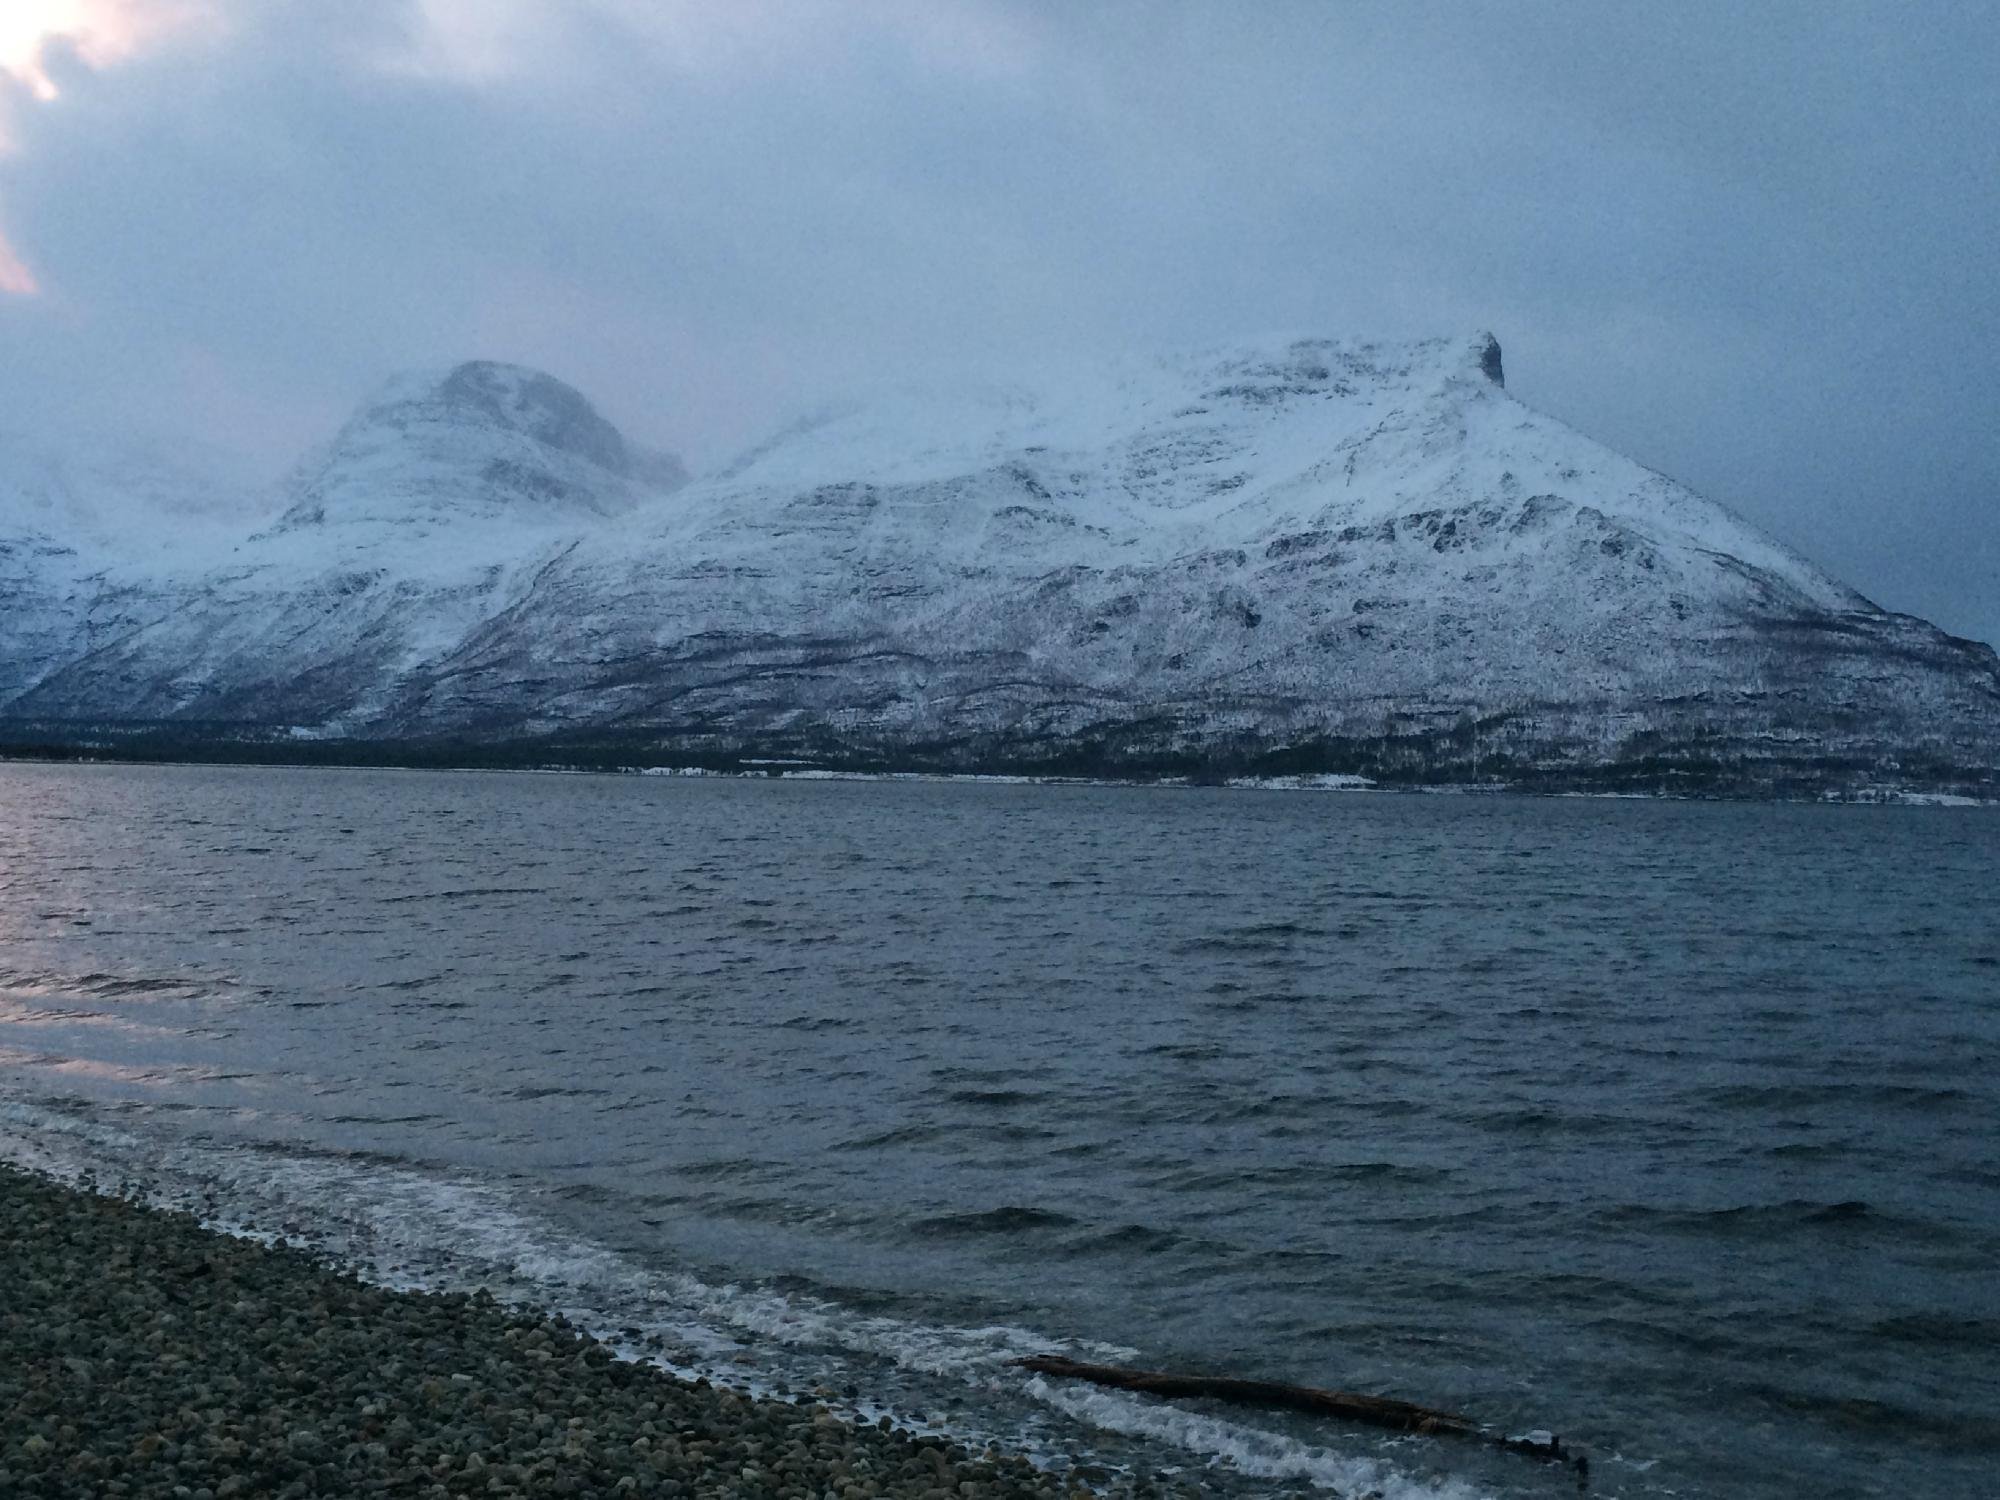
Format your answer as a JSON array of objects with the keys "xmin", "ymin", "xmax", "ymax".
[{"xmin": 1012, "ymin": 1354, "xmax": 1589, "ymax": 1490}]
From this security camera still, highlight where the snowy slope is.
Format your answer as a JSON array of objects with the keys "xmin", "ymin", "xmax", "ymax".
[
  {"xmin": 1, "ymin": 363, "xmax": 684, "ymax": 726},
  {"xmin": 2, "ymin": 339, "xmax": 1995, "ymax": 793},
  {"xmin": 0, "ymin": 432, "xmax": 271, "ymax": 561},
  {"xmin": 404, "ymin": 334, "xmax": 1993, "ymax": 785},
  {"xmin": 0, "ymin": 433, "xmax": 277, "ymax": 704}
]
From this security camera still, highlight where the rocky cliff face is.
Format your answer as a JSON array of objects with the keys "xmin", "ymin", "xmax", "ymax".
[{"xmin": 2, "ymin": 343, "xmax": 1995, "ymax": 796}]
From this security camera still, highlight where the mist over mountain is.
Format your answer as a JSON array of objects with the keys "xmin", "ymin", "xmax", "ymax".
[{"xmin": 2, "ymin": 338, "xmax": 1995, "ymax": 798}]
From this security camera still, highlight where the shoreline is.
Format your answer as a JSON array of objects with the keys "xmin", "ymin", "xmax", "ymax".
[
  {"xmin": 0, "ymin": 750, "xmax": 1993, "ymax": 806},
  {"xmin": 0, "ymin": 1163, "xmax": 1173, "ymax": 1499}
]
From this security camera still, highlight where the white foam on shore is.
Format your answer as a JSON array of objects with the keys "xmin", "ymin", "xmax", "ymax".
[
  {"xmin": 1, "ymin": 1094, "xmax": 1495, "ymax": 1499},
  {"xmin": 1028, "ymin": 1378, "xmax": 1491, "ymax": 1500}
]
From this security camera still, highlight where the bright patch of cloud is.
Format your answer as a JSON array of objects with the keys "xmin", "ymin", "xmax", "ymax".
[
  {"xmin": 0, "ymin": 226, "xmax": 38, "ymax": 294},
  {"xmin": 380, "ymin": 0, "xmax": 566, "ymax": 84},
  {"xmin": 0, "ymin": 1, "xmax": 88, "ymax": 99},
  {"xmin": 0, "ymin": 2, "xmax": 218, "ymax": 296},
  {"xmin": 0, "ymin": 0, "xmax": 213, "ymax": 100},
  {"xmin": 380, "ymin": 0, "xmax": 1047, "ymax": 88}
]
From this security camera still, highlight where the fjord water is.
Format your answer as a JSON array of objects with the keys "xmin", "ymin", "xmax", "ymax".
[{"xmin": 2, "ymin": 765, "xmax": 1995, "ymax": 1499}]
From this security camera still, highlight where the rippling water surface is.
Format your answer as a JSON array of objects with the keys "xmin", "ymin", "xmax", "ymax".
[{"xmin": 2, "ymin": 763, "xmax": 1996, "ymax": 1499}]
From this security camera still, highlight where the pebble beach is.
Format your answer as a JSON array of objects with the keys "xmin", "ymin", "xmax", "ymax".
[{"xmin": 0, "ymin": 1165, "xmax": 1188, "ymax": 1500}]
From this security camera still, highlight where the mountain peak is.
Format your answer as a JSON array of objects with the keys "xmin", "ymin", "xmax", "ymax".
[
  {"xmin": 425, "ymin": 361, "xmax": 631, "ymax": 473},
  {"xmin": 360, "ymin": 360, "xmax": 632, "ymax": 474},
  {"xmin": 275, "ymin": 361, "xmax": 683, "ymax": 532}
]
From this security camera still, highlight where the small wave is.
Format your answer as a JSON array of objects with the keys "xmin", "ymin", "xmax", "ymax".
[
  {"xmin": 774, "ymin": 1013, "xmax": 858, "ymax": 1032},
  {"xmin": 1938, "ymin": 1162, "xmax": 2000, "ymax": 1189},
  {"xmin": 1172, "ymin": 922, "xmax": 1321, "ymax": 955},
  {"xmin": 1763, "ymin": 1139, "xmax": 1851, "ymax": 1159},
  {"xmin": 1700, "ymin": 1081, "xmax": 1973, "ymax": 1111},
  {"xmin": 550, "ymin": 1181, "xmax": 623, "ymax": 1206},
  {"xmin": 1869, "ymin": 1312, "xmax": 2000, "ymax": 1350},
  {"xmin": 1135, "ymin": 1041, "xmax": 1239, "ymax": 1061},
  {"xmin": 1582, "ymin": 1313, "xmax": 1770, "ymax": 1359},
  {"xmin": 1464, "ymin": 1106, "xmax": 1636, "ymax": 1136},
  {"xmin": 1324, "ymin": 1160, "xmax": 1454, "ymax": 1185},
  {"xmin": 1166, "ymin": 1161, "xmax": 1452, "ymax": 1193},
  {"xmin": 1025, "ymin": 1377, "xmax": 1484, "ymax": 1499},
  {"xmin": 1596, "ymin": 1198, "xmax": 1941, "ymax": 1240},
  {"xmin": 1204, "ymin": 989, "xmax": 1316, "ymax": 1010},
  {"xmin": 942, "ymin": 1088, "xmax": 1045, "ymax": 1108},
  {"xmin": 676, "ymin": 1156, "xmax": 780, "ymax": 1181},
  {"xmin": 1058, "ymin": 1223, "xmax": 1188, "ymax": 1257},
  {"xmin": 81, "ymin": 974, "xmax": 211, "ymax": 998},
  {"xmin": 830, "ymin": 1124, "xmax": 946, "ymax": 1152},
  {"xmin": 0, "ymin": 967, "xmax": 217, "ymax": 1002},
  {"xmin": 376, "ymin": 886, "xmax": 551, "ymax": 904},
  {"xmin": 1734, "ymin": 1380, "xmax": 2000, "ymax": 1452},
  {"xmin": 910, "ymin": 1205, "xmax": 1078, "ymax": 1237}
]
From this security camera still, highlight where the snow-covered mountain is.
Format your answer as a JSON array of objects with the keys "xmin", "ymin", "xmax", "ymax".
[
  {"xmin": 2, "ymin": 340, "xmax": 1995, "ymax": 796},
  {"xmin": 0, "ymin": 433, "xmax": 275, "ymax": 703},
  {"xmin": 0, "ymin": 363, "xmax": 687, "ymax": 729},
  {"xmin": 273, "ymin": 360, "xmax": 685, "ymax": 535}
]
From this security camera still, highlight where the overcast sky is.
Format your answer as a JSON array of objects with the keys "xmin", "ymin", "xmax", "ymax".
[{"xmin": 2, "ymin": 0, "xmax": 1994, "ymax": 645}]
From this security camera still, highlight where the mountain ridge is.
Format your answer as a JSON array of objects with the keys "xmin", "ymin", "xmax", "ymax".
[{"xmin": 2, "ymin": 336, "xmax": 1995, "ymax": 798}]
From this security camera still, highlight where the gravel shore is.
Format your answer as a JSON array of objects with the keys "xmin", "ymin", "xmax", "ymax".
[{"xmin": 1, "ymin": 1164, "xmax": 1188, "ymax": 1500}]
